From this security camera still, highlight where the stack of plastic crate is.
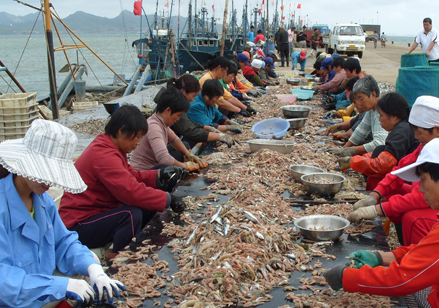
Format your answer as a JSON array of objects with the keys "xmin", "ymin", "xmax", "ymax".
[{"xmin": 0, "ymin": 92, "xmax": 39, "ymax": 141}]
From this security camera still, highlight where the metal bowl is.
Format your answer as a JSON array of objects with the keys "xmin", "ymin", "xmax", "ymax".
[
  {"xmin": 286, "ymin": 78, "xmax": 301, "ymax": 85},
  {"xmin": 248, "ymin": 139, "xmax": 295, "ymax": 154},
  {"xmin": 301, "ymin": 173, "xmax": 345, "ymax": 196},
  {"xmin": 300, "ymin": 85, "xmax": 314, "ymax": 91},
  {"xmin": 287, "ymin": 118, "xmax": 307, "ymax": 130},
  {"xmin": 280, "ymin": 105, "xmax": 312, "ymax": 118},
  {"xmin": 289, "ymin": 165, "xmax": 325, "ymax": 182},
  {"xmin": 294, "ymin": 215, "xmax": 350, "ymax": 241}
]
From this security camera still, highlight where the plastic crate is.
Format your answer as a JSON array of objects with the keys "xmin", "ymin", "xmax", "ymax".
[
  {"xmin": 0, "ymin": 125, "xmax": 31, "ymax": 140},
  {"xmin": 3, "ymin": 115, "xmax": 39, "ymax": 127},
  {"xmin": 0, "ymin": 92, "xmax": 37, "ymax": 108},
  {"xmin": 0, "ymin": 110, "xmax": 39, "ymax": 122},
  {"xmin": 73, "ymin": 101, "xmax": 99, "ymax": 111},
  {"xmin": 0, "ymin": 103, "xmax": 38, "ymax": 115}
]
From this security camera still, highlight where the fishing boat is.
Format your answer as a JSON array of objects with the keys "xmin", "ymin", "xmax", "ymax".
[{"xmin": 177, "ymin": 5, "xmax": 219, "ymax": 71}]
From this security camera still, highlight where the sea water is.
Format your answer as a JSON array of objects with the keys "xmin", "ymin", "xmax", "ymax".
[{"xmin": 0, "ymin": 33, "xmax": 139, "ymax": 101}]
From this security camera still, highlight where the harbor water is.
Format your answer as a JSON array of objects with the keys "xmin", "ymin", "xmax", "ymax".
[{"xmin": 0, "ymin": 33, "xmax": 139, "ymax": 101}]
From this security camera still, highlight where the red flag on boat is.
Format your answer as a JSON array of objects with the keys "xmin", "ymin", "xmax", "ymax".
[
  {"xmin": 164, "ymin": 0, "xmax": 169, "ymax": 8},
  {"xmin": 133, "ymin": 0, "xmax": 142, "ymax": 15},
  {"xmin": 280, "ymin": 5, "xmax": 284, "ymax": 10},
  {"xmin": 300, "ymin": 19, "xmax": 303, "ymax": 23},
  {"xmin": 212, "ymin": 4, "xmax": 214, "ymax": 10},
  {"xmin": 297, "ymin": 3, "xmax": 301, "ymax": 8},
  {"xmin": 258, "ymin": 9, "xmax": 262, "ymax": 14},
  {"xmin": 262, "ymin": 0, "xmax": 265, "ymax": 4},
  {"xmin": 282, "ymin": 16, "xmax": 285, "ymax": 20}
]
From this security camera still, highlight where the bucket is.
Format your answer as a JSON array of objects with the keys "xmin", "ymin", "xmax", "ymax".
[
  {"xmin": 400, "ymin": 53, "xmax": 429, "ymax": 68},
  {"xmin": 396, "ymin": 66, "xmax": 439, "ymax": 107},
  {"xmin": 103, "ymin": 102, "xmax": 120, "ymax": 115},
  {"xmin": 74, "ymin": 80, "xmax": 86, "ymax": 102}
]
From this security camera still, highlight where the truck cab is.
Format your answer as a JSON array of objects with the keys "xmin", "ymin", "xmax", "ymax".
[{"xmin": 325, "ymin": 23, "xmax": 365, "ymax": 58}]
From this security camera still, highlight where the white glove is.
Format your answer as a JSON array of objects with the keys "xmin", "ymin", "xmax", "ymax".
[
  {"xmin": 218, "ymin": 133, "xmax": 235, "ymax": 147},
  {"xmin": 353, "ymin": 195, "xmax": 379, "ymax": 211},
  {"xmin": 206, "ymin": 126, "xmax": 221, "ymax": 133},
  {"xmin": 66, "ymin": 278, "xmax": 95, "ymax": 304},
  {"xmin": 88, "ymin": 263, "xmax": 125, "ymax": 303},
  {"xmin": 348, "ymin": 205, "xmax": 378, "ymax": 224},
  {"xmin": 228, "ymin": 119, "xmax": 240, "ymax": 126}
]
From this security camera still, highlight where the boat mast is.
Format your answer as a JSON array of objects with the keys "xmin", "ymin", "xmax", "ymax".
[
  {"xmin": 188, "ymin": 1, "xmax": 192, "ymax": 48},
  {"xmin": 266, "ymin": 0, "xmax": 269, "ymax": 54},
  {"xmin": 220, "ymin": 0, "xmax": 229, "ymax": 56},
  {"xmin": 242, "ymin": 0, "xmax": 248, "ymax": 43},
  {"xmin": 201, "ymin": 7, "xmax": 206, "ymax": 37},
  {"xmin": 44, "ymin": 0, "xmax": 59, "ymax": 119}
]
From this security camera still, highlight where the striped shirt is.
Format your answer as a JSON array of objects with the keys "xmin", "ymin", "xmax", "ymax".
[
  {"xmin": 349, "ymin": 108, "xmax": 388, "ymax": 153},
  {"xmin": 130, "ymin": 113, "xmax": 180, "ymax": 171}
]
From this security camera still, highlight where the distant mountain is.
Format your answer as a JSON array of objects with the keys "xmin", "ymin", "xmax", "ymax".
[{"xmin": 0, "ymin": 10, "xmax": 196, "ymax": 35}]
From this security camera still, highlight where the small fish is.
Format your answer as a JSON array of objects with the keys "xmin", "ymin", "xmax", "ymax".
[
  {"xmin": 211, "ymin": 250, "xmax": 222, "ymax": 261},
  {"xmin": 214, "ymin": 216, "xmax": 223, "ymax": 225},
  {"xmin": 223, "ymin": 218, "xmax": 230, "ymax": 236},
  {"xmin": 255, "ymin": 231, "xmax": 265, "ymax": 240},
  {"xmin": 285, "ymin": 253, "xmax": 296, "ymax": 260},
  {"xmin": 189, "ymin": 277, "xmax": 207, "ymax": 283},
  {"xmin": 210, "ymin": 205, "xmax": 222, "ymax": 223},
  {"xmin": 223, "ymin": 261, "xmax": 233, "ymax": 268},
  {"xmin": 185, "ymin": 226, "xmax": 198, "ymax": 245},
  {"xmin": 239, "ymin": 226, "xmax": 254, "ymax": 233},
  {"xmin": 242, "ymin": 211, "xmax": 260, "ymax": 224}
]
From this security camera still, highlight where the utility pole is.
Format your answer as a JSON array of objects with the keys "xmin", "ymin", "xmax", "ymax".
[
  {"xmin": 220, "ymin": 0, "xmax": 229, "ymax": 56},
  {"xmin": 44, "ymin": 0, "xmax": 59, "ymax": 119},
  {"xmin": 266, "ymin": 0, "xmax": 269, "ymax": 54}
]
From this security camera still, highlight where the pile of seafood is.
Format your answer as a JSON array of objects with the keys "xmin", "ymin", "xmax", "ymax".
[{"xmin": 109, "ymin": 82, "xmax": 397, "ymax": 307}]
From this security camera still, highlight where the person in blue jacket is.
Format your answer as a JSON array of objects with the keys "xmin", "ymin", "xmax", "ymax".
[
  {"xmin": 0, "ymin": 119, "xmax": 125, "ymax": 308},
  {"xmin": 187, "ymin": 79, "xmax": 242, "ymax": 133}
]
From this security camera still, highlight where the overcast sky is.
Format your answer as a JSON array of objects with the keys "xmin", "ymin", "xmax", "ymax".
[{"xmin": 2, "ymin": 0, "xmax": 439, "ymax": 36}]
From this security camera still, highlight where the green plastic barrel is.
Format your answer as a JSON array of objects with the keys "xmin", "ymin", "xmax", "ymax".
[
  {"xmin": 396, "ymin": 66, "xmax": 439, "ymax": 107},
  {"xmin": 400, "ymin": 53, "xmax": 429, "ymax": 68}
]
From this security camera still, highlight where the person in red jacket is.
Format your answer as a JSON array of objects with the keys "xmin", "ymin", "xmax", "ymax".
[
  {"xmin": 59, "ymin": 105, "xmax": 188, "ymax": 253},
  {"xmin": 348, "ymin": 96, "xmax": 439, "ymax": 245},
  {"xmin": 339, "ymin": 93, "xmax": 419, "ymax": 191},
  {"xmin": 323, "ymin": 138, "xmax": 439, "ymax": 308}
]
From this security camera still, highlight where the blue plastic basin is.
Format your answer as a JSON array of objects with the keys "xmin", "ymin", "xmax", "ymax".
[
  {"xmin": 251, "ymin": 118, "xmax": 290, "ymax": 139},
  {"xmin": 291, "ymin": 89, "xmax": 314, "ymax": 100}
]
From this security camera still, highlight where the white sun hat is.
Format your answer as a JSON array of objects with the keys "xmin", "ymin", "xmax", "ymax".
[
  {"xmin": 391, "ymin": 138, "xmax": 439, "ymax": 182},
  {"xmin": 0, "ymin": 119, "xmax": 87, "ymax": 193}
]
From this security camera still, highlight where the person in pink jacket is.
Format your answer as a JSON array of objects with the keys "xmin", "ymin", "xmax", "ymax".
[
  {"xmin": 324, "ymin": 138, "xmax": 439, "ymax": 308},
  {"xmin": 349, "ymin": 96, "xmax": 439, "ymax": 245}
]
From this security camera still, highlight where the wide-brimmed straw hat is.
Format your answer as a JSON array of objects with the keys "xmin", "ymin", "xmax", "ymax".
[{"xmin": 0, "ymin": 119, "xmax": 87, "ymax": 193}]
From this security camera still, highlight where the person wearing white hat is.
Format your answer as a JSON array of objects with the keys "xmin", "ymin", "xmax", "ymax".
[
  {"xmin": 323, "ymin": 138, "xmax": 439, "ymax": 307},
  {"xmin": 0, "ymin": 119, "xmax": 125, "ymax": 307},
  {"xmin": 241, "ymin": 58, "xmax": 264, "ymax": 87},
  {"xmin": 349, "ymin": 95, "xmax": 439, "ymax": 245}
]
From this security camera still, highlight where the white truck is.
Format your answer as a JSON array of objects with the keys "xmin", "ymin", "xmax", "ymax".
[{"xmin": 323, "ymin": 23, "xmax": 366, "ymax": 58}]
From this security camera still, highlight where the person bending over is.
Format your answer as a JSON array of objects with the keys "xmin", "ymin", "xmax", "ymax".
[
  {"xmin": 60, "ymin": 105, "xmax": 188, "ymax": 253},
  {"xmin": 0, "ymin": 120, "xmax": 125, "ymax": 307},
  {"xmin": 130, "ymin": 89, "xmax": 207, "ymax": 172}
]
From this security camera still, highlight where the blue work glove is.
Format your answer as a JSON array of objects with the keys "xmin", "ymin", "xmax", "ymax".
[
  {"xmin": 323, "ymin": 265, "xmax": 346, "ymax": 291},
  {"xmin": 88, "ymin": 264, "xmax": 125, "ymax": 304},
  {"xmin": 346, "ymin": 250, "xmax": 383, "ymax": 269},
  {"xmin": 66, "ymin": 279, "xmax": 95, "ymax": 304}
]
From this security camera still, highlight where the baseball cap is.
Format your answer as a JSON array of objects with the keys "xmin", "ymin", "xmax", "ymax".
[
  {"xmin": 392, "ymin": 138, "xmax": 439, "ymax": 182},
  {"xmin": 299, "ymin": 50, "xmax": 307, "ymax": 60},
  {"xmin": 320, "ymin": 57, "xmax": 333, "ymax": 70},
  {"xmin": 409, "ymin": 96, "xmax": 439, "ymax": 129},
  {"xmin": 264, "ymin": 57, "xmax": 275, "ymax": 68},
  {"xmin": 236, "ymin": 53, "xmax": 250, "ymax": 66},
  {"xmin": 251, "ymin": 59, "xmax": 264, "ymax": 69}
]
